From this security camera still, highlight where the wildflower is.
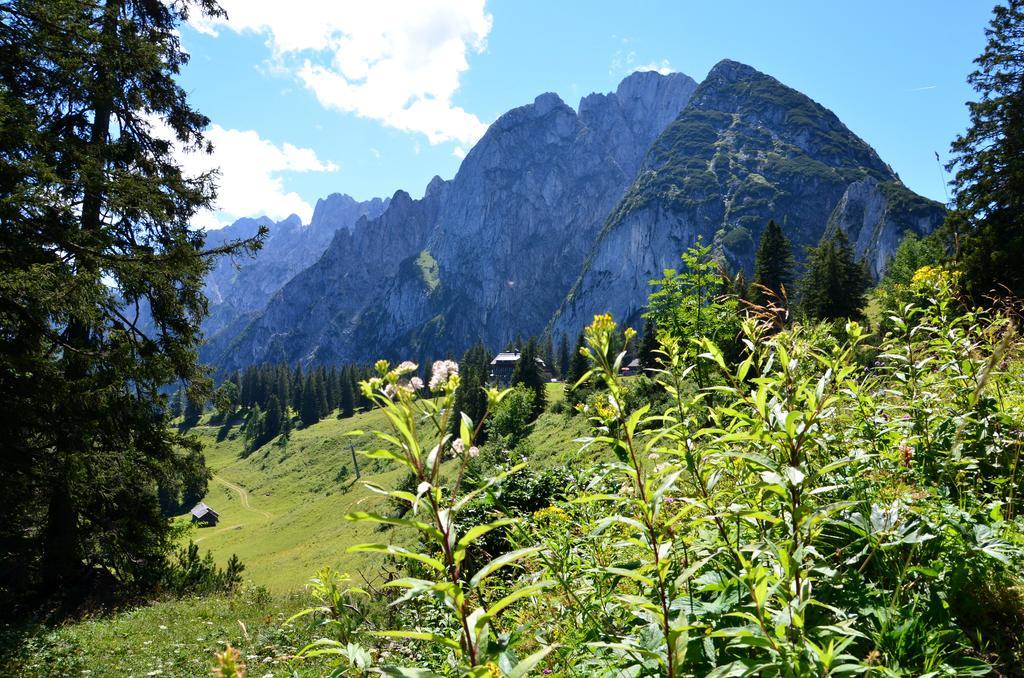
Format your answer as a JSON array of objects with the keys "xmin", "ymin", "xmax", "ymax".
[
  {"xmin": 394, "ymin": 361, "xmax": 417, "ymax": 375},
  {"xmin": 865, "ymin": 649, "xmax": 882, "ymax": 666},
  {"xmin": 429, "ymin": 359, "xmax": 459, "ymax": 390},
  {"xmin": 533, "ymin": 505, "xmax": 570, "ymax": 523},
  {"xmin": 409, "ymin": 376, "xmax": 424, "ymax": 391},
  {"xmin": 898, "ymin": 443, "xmax": 913, "ymax": 468},
  {"xmin": 383, "ymin": 384, "xmax": 396, "ymax": 400},
  {"xmin": 484, "ymin": 662, "xmax": 502, "ymax": 678},
  {"xmin": 468, "ymin": 445, "xmax": 480, "ymax": 458},
  {"xmin": 450, "ymin": 439, "xmax": 464, "ymax": 458},
  {"xmin": 212, "ymin": 644, "xmax": 245, "ymax": 678}
]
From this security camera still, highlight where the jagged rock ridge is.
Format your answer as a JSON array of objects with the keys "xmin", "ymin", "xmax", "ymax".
[{"xmin": 198, "ymin": 193, "xmax": 389, "ymax": 364}]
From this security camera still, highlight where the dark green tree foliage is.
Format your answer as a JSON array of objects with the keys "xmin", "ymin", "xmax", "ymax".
[
  {"xmin": 451, "ymin": 342, "xmax": 491, "ymax": 440},
  {"xmin": 261, "ymin": 395, "xmax": 283, "ymax": 446},
  {"xmin": 0, "ymin": 0, "xmax": 264, "ymax": 598},
  {"xmin": 567, "ymin": 332, "xmax": 588, "ymax": 386},
  {"xmin": 541, "ymin": 334, "xmax": 554, "ymax": 373},
  {"xmin": 639, "ymin": 319, "xmax": 659, "ymax": 369},
  {"xmin": 510, "ymin": 338, "xmax": 546, "ymax": 417},
  {"xmin": 948, "ymin": 0, "xmax": 1024, "ymax": 299},
  {"xmin": 340, "ymin": 367, "xmax": 355, "ymax": 418},
  {"xmin": 182, "ymin": 395, "xmax": 203, "ymax": 429},
  {"xmin": 752, "ymin": 219, "xmax": 795, "ymax": 302},
  {"xmin": 213, "ymin": 380, "xmax": 238, "ymax": 421},
  {"xmin": 799, "ymin": 229, "xmax": 870, "ymax": 321},
  {"xmin": 557, "ymin": 334, "xmax": 570, "ymax": 380},
  {"xmin": 300, "ymin": 372, "xmax": 321, "ymax": 427},
  {"xmin": 169, "ymin": 390, "xmax": 183, "ymax": 419},
  {"xmin": 290, "ymin": 365, "xmax": 303, "ymax": 411}
]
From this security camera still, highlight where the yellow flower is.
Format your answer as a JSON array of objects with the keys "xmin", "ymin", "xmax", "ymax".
[
  {"xmin": 485, "ymin": 661, "xmax": 503, "ymax": 677},
  {"xmin": 533, "ymin": 505, "xmax": 570, "ymax": 523}
]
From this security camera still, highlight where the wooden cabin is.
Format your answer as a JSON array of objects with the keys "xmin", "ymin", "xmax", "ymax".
[{"xmin": 190, "ymin": 501, "xmax": 220, "ymax": 527}]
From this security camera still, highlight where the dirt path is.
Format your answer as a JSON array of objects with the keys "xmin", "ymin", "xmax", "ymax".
[
  {"xmin": 213, "ymin": 474, "xmax": 273, "ymax": 519},
  {"xmin": 194, "ymin": 523, "xmax": 244, "ymax": 543}
]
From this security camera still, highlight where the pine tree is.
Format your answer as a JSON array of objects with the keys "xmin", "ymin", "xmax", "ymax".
[
  {"xmin": 567, "ymin": 332, "xmax": 588, "ymax": 386},
  {"xmin": 948, "ymin": 0, "xmax": 1024, "ymax": 299},
  {"xmin": 752, "ymin": 220, "xmax": 795, "ymax": 303},
  {"xmin": 799, "ymin": 229, "xmax": 869, "ymax": 320},
  {"xmin": 557, "ymin": 334, "xmax": 570, "ymax": 380},
  {"xmin": 511, "ymin": 338, "xmax": 546, "ymax": 417},
  {"xmin": 182, "ymin": 395, "xmax": 203, "ymax": 429},
  {"xmin": 340, "ymin": 369, "xmax": 355, "ymax": 418},
  {"xmin": 450, "ymin": 342, "xmax": 492, "ymax": 440},
  {"xmin": 290, "ymin": 365, "xmax": 303, "ymax": 411},
  {"xmin": 541, "ymin": 334, "xmax": 554, "ymax": 374},
  {"xmin": 262, "ymin": 395, "xmax": 283, "ymax": 444},
  {"xmin": 276, "ymin": 365, "xmax": 290, "ymax": 412},
  {"xmin": 300, "ymin": 374, "xmax": 320, "ymax": 427},
  {"xmin": 169, "ymin": 389, "xmax": 184, "ymax": 419}
]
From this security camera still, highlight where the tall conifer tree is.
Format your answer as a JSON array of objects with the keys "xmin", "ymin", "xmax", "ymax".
[
  {"xmin": 0, "ymin": 0, "xmax": 263, "ymax": 595},
  {"xmin": 752, "ymin": 220, "xmax": 795, "ymax": 303}
]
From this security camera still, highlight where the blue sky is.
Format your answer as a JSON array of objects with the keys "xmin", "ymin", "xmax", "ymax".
[{"xmin": 177, "ymin": 1, "xmax": 995, "ymax": 229}]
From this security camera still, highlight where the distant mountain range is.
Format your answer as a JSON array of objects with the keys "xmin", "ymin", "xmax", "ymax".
[{"xmin": 199, "ymin": 59, "xmax": 945, "ymax": 371}]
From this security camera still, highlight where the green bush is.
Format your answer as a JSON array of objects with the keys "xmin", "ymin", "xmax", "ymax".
[{"xmin": 293, "ymin": 271, "xmax": 1024, "ymax": 676}]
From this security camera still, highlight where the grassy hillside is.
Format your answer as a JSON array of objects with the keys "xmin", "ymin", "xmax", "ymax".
[
  {"xmin": 179, "ymin": 382, "xmax": 587, "ymax": 592},
  {"xmin": 1, "ymin": 383, "xmax": 589, "ymax": 676}
]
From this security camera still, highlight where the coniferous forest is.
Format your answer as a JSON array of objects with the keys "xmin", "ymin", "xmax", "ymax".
[{"xmin": 3, "ymin": 1, "xmax": 1024, "ymax": 676}]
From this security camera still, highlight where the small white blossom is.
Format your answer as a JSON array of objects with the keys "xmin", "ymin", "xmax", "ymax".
[
  {"xmin": 383, "ymin": 384, "xmax": 396, "ymax": 399},
  {"xmin": 429, "ymin": 359, "xmax": 459, "ymax": 390},
  {"xmin": 450, "ymin": 439, "xmax": 465, "ymax": 459},
  {"xmin": 468, "ymin": 446, "xmax": 479, "ymax": 458},
  {"xmin": 409, "ymin": 376, "xmax": 424, "ymax": 391},
  {"xmin": 395, "ymin": 361, "xmax": 418, "ymax": 376}
]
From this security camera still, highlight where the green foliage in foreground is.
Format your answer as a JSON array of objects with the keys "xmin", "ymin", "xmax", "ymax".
[{"xmin": 290, "ymin": 270, "xmax": 1024, "ymax": 676}]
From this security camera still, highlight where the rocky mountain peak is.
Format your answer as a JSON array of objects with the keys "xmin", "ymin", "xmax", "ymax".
[
  {"xmin": 424, "ymin": 175, "xmax": 447, "ymax": 199},
  {"xmin": 704, "ymin": 58, "xmax": 762, "ymax": 84}
]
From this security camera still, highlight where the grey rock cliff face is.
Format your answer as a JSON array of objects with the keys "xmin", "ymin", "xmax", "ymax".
[
  {"xmin": 198, "ymin": 193, "xmax": 389, "ymax": 365},
  {"xmin": 346, "ymin": 71, "xmax": 700, "ymax": 362},
  {"xmin": 214, "ymin": 71, "xmax": 698, "ymax": 367},
  {"xmin": 551, "ymin": 60, "xmax": 944, "ymax": 337},
  {"xmin": 213, "ymin": 181, "xmax": 446, "ymax": 370}
]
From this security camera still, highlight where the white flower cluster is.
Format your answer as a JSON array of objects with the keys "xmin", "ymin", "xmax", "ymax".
[
  {"xmin": 429, "ymin": 359, "xmax": 459, "ymax": 391},
  {"xmin": 450, "ymin": 438, "xmax": 479, "ymax": 459},
  {"xmin": 395, "ymin": 361, "xmax": 418, "ymax": 376}
]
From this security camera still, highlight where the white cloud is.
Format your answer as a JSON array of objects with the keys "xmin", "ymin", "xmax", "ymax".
[
  {"xmin": 193, "ymin": 1, "xmax": 492, "ymax": 146},
  {"xmin": 636, "ymin": 60, "xmax": 673, "ymax": 76},
  {"xmin": 611, "ymin": 50, "xmax": 674, "ymax": 77},
  {"xmin": 452, "ymin": 146, "xmax": 466, "ymax": 159},
  {"xmin": 168, "ymin": 122, "xmax": 338, "ymax": 228}
]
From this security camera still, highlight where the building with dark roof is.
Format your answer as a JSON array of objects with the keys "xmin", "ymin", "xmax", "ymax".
[
  {"xmin": 489, "ymin": 351, "xmax": 551, "ymax": 385},
  {"xmin": 190, "ymin": 501, "xmax": 220, "ymax": 527}
]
